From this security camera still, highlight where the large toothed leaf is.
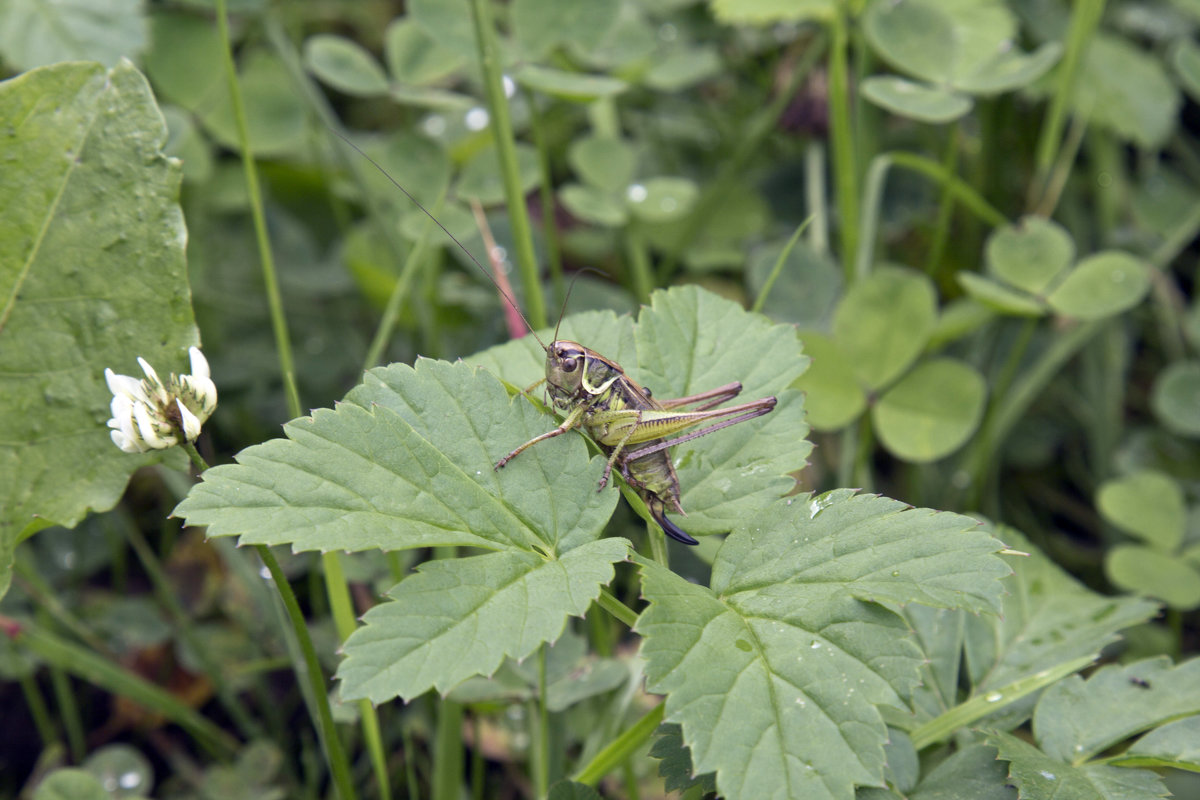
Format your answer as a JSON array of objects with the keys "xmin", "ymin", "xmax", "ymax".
[
  {"xmin": 991, "ymin": 731, "xmax": 1169, "ymax": 800},
  {"xmin": 1033, "ymin": 657, "xmax": 1200, "ymax": 764},
  {"xmin": 175, "ymin": 359, "xmax": 617, "ymax": 554},
  {"xmin": 635, "ymin": 492, "xmax": 1009, "ymax": 800},
  {"xmin": 0, "ymin": 61, "xmax": 196, "ymax": 601},
  {"xmin": 963, "ymin": 528, "xmax": 1159, "ymax": 695},
  {"xmin": 337, "ymin": 538, "xmax": 628, "ymax": 702},
  {"xmin": 469, "ymin": 286, "xmax": 810, "ymax": 538}
]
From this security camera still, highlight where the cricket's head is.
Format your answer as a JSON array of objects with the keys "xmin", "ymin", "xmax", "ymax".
[{"xmin": 544, "ymin": 340, "xmax": 588, "ymax": 403}]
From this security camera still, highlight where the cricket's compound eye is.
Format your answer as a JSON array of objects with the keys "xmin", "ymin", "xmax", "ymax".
[{"xmin": 556, "ymin": 346, "xmax": 580, "ymax": 372}]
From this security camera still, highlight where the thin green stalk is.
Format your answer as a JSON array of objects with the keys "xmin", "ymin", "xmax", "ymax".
[
  {"xmin": 363, "ymin": 194, "xmax": 442, "ymax": 372},
  {"xmin": 597, "ymin": 588, "xmax": 639, "ymax": 629},
  {"xmin": 660, "ymin": 36, "xmax": 828, "ymax": 280},
  {"xmin": 12, "ymin": 619, "xmax": 238, "ymax": 758},
  {"xmin": 911, "ymin": 655, "xmax": 1095, "ymax": 749},
  {"xmin": 471, "ymin": 713, "xmax": 485, "ymax": 800},
  {"xmin": 857, "ymin": 151, "xmax": 1008, "ymax": 278},
  {"xmin": 528, "ymin": 92, "xmax": 566, "ymax": 306},
  {"xmin": 323, "ymin": 551, "xmax": 392, "ymax": 800},
  {"xmin": 214, "ymin": 0, "xmax": 300, "ymax": 417},
  {"xmin": 828, "ymin": 8, "xmax": 859, "ymax": 280},
  {"xmin": 624, "ymin": 228, "xmax": 655, "ymax": 304},
  {"xmin": 572, "ymin": 703, "xmax": 665, "ymax": 786},
  {"xmin": 402, "ymin": 724, "xmax": 421, "ymax": 799},
  {"xmin": 469, "ymin": 0, "xmax": 546, "ymax": 329},
  {"xmin": 1032, "ymin": 0, "xmax": 1105, "ymax": 193},
  {"xmin": 964, "ymin": 321, "xmax": 1104, "ymax": 508},
  {"xmin": 1034, "ymin": 112, "xmax": 1088, "ymax": 217},
  {"xmin": 533, "ymin": 648, "xmax": 550, "ymax": 799},
  {"xmin": 258, "ymin": 544, "xmax": 358, "ymax": 800},
  {"xmin": 752, "ymin": 216, "xmax": 814, "ymax": 314},
  {"xmin": 124, "ymin": 521, "xmax": 262, "ymax": 740},
  {"xmin": 19, "ymin": 672, "xmax": 59, "ymax": 751},
  {"xmin": 185, "ymin": 441, "xmax": 358, "ymax": 798},
  {"xmin": 432, "ymin": 700, "xmax": 465, "ymax": 800},
  {"xmin": 923, "ymin": 125, "xmax": 962, "ymax": 277},
  {"xmin": 48, "ymin": 664, "xmax": 85, "ymax": 761},
  {"xmin": 804, "ymin": 142, "xmax": 829, "ymax": 258}
]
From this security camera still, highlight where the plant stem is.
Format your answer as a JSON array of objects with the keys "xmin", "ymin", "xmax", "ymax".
[
  {"xmin": 597, "ymin": 587, "xmax": 639, "ymax": 628},
  {"xmin": 828, "ymin": 7, "xmax": 859, "ymax": 280},
  {"xmin": 363, "ymin": 195, "xmax": 442, "ymax": 372},
  {"xmin": 533, "ymin": 648, "xmax": 551, "ymax": 799},
  {"xmin": 857, "ymin": 151, "xmax": 1008, "ymax": 278},
  {"xmin": 469, "ymin": 0, "xmax": 546, "ymax": 329},
  {"xmin": 752, "ymin": 216, "xmax": 814, "ymax": 314},
  {"xmin": 572, "ymin": 703, "xmax": 665, "ymax": 786},
  {"xmin": 624, "ymin": 227, "xmax": 654, "ymax": 304},
  {"xmin": 432, "ymin": 700, "xmax": 465, "ymax": 800},
  {"xmin": 258, "ymin": 545, "xmax": 359, "ymax": 800},
  {"xmin": 1031, "ymin": 0, "xmax": 1104, "ymax": 200},
  {"xmin": 214, "ymin": 0, "xmax": 300, "ymax": 417}
]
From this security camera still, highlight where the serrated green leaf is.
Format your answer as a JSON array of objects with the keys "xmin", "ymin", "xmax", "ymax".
[
  {"xmin": 861, "ymin": 76, "xmax": 972, "ymax": 123},
  {"xmin": 1105, "ymin": 545, "xmax": 1200, "ymax": 609},
  {"xmin": 337, "ymin": 539, "xmax": 628, "ymax": 702},
  {"xmin": 0, "ymin": 0, "xmax": 146, "ymax": 71},
  {"xmin": 1034, "ymin": 657, "xmax": 1200, "ymax": 764},
  {"xmin": 469, "ymin": 287, "xmax": 811, "ymax": 537},
  {"xmin": 794, "ymin": 332, "xmax": 866, "ymax": 431},
  {"xmin": 986, "ymin": 217, "xmax": 1076, "ymax": 296},
  {"xmin": 964, "ymin": 528, "xmax": 1159, "ymax": 696},
  {"xmin": 0, "ymin": 61, "xmax": 197, "ymax": 602},
  {"xmin": 883, "ymin": 728, "xmax": 919, "ymax": 793},
  {"xmin": 1097, "ymin": 471, "xmax": 1185, "ymax": 551},
  {"xmin": 304, "ymin": 34, "xmax": 390, "ymax": 97},
  {"xmin": 1151, "ymin": 361, "xmax": 1200, "ymax": 438},
  {"xmin": 957, "ymin": 273, "xmax": 1047, "ymax": 316},
  {"xmin": 1046, "ymin": 251, "xmax": 1150, "ymax": 320},
  {"xmin": 834, "ymin": 266, "xmax": 938, "ymax": 390},
  {"xmin": 873, "ymin": 358, "xmax": 986, "ymax": 463},
  {"xmin": 175, "ymin": 359, "xmax": 619, "ymax": 554},
  {"xmin": 637, "ymin": 492, "xmax": 1008, "ymax": 800},
  {"xmin": 910, "ymin": 743, "xmax": 1014, "ymax": 800},
  {"xmin": 1119, "ymin": 715, "xmax": 1200, "ymax": 771},
  {"xmin": 991, "ymin": 731, "xmax": 1169, "ymax": 800},
  {"xmin": 651, "ymin": 723, "xmax": 718, "ymax": 794}
]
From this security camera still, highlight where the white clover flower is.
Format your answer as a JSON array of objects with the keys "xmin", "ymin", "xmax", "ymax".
[{"xmin": 106, "ymin": 347, "xmax": 217, "ymax": 453}]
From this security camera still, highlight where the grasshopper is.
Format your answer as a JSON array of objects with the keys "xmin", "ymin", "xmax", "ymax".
[
  {"xmin": 338, "ymin": 133, "xmax": 777, "ymax": 544},
  {"xmin": 494, "ymin": 341, "xmax": 775, "ymax": 544}
]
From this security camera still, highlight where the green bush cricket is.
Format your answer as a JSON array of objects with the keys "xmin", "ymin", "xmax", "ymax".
[{"xmin": 338, "ymin": 133, "xmax": 777, "ymax": 544}]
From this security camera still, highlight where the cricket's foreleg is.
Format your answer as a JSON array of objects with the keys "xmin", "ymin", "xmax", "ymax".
[
  {"xmin": 655, "ymin": 382, "xmax": 743, "ymax": 411},
  {"xmin": 495, "ymin": 405, "xmax": 585, "ymax": 470},
  {"xmin": 598, "ymin": 412, "xmax": 642, "ymax": 491}
]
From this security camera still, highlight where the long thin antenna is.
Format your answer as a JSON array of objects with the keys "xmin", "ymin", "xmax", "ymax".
[{"xmin": 330, "ymin": 129, "xmax": 545, "ymax": 350}]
